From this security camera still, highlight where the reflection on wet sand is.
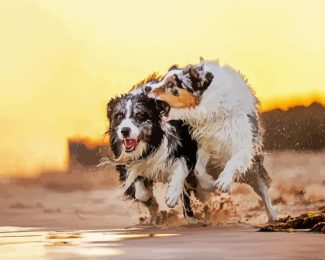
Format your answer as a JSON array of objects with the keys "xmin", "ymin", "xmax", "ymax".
[
  {"xmin": 1, "ymin": 225, "xmax": 324, "ymax": 259},
  {"xmin": 0, "ymin": 226, "xmax": 179, "ymax": 258}
]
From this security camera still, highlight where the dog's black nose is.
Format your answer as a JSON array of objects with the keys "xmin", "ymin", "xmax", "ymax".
[
  {"xmin": 121, "ymin": 127, "xmax": 131, "ymax": 137},
  {"xmin": 144, "ymin": 86, "xmax": 152, "ymax": 92}
]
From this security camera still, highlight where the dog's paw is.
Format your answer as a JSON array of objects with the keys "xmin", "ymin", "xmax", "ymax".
[
  {"xmin": 149, "ymin": 215, "xmax": 158, "ymax": 225},
  {"xmin": 185, "ymin": 217, "xmax": 206, "ymax": 227},
  {"xmin": 186, "ymin": 216, "xmax": 199, "ymax": 224},
  {"xmin": 213, "ymin": 172, "xmax": 233, "ymax": 193},
  {"xmin": 165, "ymin": 192, "xmax": 180, "ymax": 208},
  {"xmin": 135, "ymin": 187, "xmax": 151, "ymax": 202}
]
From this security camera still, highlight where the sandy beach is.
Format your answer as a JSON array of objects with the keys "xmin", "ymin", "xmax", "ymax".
[
  {"xmin": 0, "ymin": 151, "xmax": 324, "ymax": 258},
  {"xmin": 1, "ymin": 225, "xmax": 325, "ymax": 259},
  {"xmin": 1, "ymin": 0, "xmax": 325, "ymax": 258}
]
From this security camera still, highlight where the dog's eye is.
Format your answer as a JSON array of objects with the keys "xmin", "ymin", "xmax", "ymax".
[
  {"xmin": 115, "ymin": 113, "xmax": 124, "ymax": 120},
  {"xmin": 166, "ymin": 81, "xmax": 174, "ymax": 88},
  {"xmin": 170, "ymin": 88, "xmax": 178, "ymax": 96},
  {"xmin": 135, "ymin": 113, "xmax": 145, "ymax": 121}
]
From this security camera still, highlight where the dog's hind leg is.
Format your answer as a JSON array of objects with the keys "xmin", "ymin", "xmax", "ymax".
[
  {"xmin": 242, "ymin": 157, "xmax": 278, "ymax": 223},
  {"xmin": 256, "ymin": 174, "xmax": 278, "ymax": 223}
]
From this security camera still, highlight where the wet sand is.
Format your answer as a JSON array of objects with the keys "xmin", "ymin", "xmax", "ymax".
[
  {"xmin": 0, "ymin": 151, "xmax": 324, "ymax": 258},
  {"xmin": 1, "ymin": 225, "xmax": 324, "ymax": 259}
]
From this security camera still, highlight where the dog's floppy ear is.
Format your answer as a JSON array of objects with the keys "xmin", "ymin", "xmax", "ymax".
[
  {"xmin": 156, "ymin": 100, "xmax": 170, "ymax": 117},
  {"xmin": 148, "ymin": 98, "xmax": 170, "ymax": 117},
  {"xmin": 189, "ymin": 66, "xmax": 200, "ymax": 81},
  {"xmin": 106, "ymin": 96, "xmax": 120, "ymax": 120},
  {"xmin": 186, "ymin": 65, "xmax": 213, "ymax": 93}
]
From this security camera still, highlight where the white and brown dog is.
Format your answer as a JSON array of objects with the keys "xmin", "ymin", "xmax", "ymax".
[{"xmin": 146, "ymin": 59, "xmax": 278, "ymax": 222}]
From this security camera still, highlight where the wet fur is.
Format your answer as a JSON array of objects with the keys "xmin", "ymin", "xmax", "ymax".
[
  {"xmin": 149, "ymin": 59, "xmax": 277, "ymax": 222},
  {"xmin": 107, "ymin": 93, "xmax": 198, "ymax": 222}
]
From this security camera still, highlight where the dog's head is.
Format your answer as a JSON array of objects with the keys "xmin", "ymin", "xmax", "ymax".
[
  {"xmin": 129, "ymin": 72, "xmax": 163, "ymax": 96},
  {"xmin": 148, "ymin": 62, "xmax": 214, "ymax": 108},
  {"xmin": 107, "ymin": 94, "xmax": 170, "ymax": 162}
]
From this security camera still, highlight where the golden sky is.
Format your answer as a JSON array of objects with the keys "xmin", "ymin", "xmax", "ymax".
[{"xmin": 0, "ymin": 0, "xmax": 324, "ymax": 176}]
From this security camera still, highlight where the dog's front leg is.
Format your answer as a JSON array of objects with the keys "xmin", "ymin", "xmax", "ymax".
[
  {"xmin": 213, "ymin": 160, "xmax": 236, "ymax": 192},
  {"xmin": 194, "ymin": 148, "xmax": 214, "ymax": 190},
  {"xmin": 134, "ymin": 178, "xmax": 159, "ymax": 224},
  {"xmin": 214, "ymin": 148, "xmax": 253, "ymax": 192},
  {"xmin": 165, "ymin": 158, "xmax": 189, "ymax": 208},
  {"xmin": 134, "ymin": 177, "xmax": 152, "ymax": 202},
  {"xmin": 124, "ymin": 171, "xmax": 151, "ymax": 202}
]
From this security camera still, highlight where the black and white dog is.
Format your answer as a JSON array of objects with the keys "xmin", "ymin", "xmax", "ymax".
[{"xmin": 106, "ymin": 93, "xmax": 198, "ymax": 223}]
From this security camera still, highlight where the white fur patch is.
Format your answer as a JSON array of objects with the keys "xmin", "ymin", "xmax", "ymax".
[
  {"xmin": 117, "ymin": 100, "xmax": 141, "ymax": 141},
  {"xmin": 134, "ymin": 179, "xmax": 151, "ymax": 202},
  {"xmin": 123, "ymin": 135, "xmax": 171, "ymax": 192},
  {"xmin": 129, "ymin": 87, "xmax": 143, "ymax": 95},
  {"xmin": 213, "ymin": 167, "xmax": 234, "ymax": 193},
  {"xmin": 165, "ymin": 158, "xmax": 189, "ymax": 208}
]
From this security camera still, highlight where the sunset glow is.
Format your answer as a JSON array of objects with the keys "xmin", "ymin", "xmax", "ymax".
[{"xmin": 0, "ymin": 0, "xmax": 324, "ymax": 176}]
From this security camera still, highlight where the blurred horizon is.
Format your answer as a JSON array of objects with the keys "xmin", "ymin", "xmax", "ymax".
[{"xmin": 1, "ymin": 0, "xmax": 325, "ymax": 176}]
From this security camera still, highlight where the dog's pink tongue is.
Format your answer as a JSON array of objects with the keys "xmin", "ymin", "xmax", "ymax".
[{"xmin": 124, "ymin": 139, "xmax": 137, "ymax": 149}]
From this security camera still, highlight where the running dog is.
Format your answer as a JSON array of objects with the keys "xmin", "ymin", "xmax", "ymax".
[
  {"xmin": 106, "ymin": 92, "xmax": 198, "ymax": 223},
  {"xmin": 147, "ymin": 59, "xmax": 278, "ymax": 222}
]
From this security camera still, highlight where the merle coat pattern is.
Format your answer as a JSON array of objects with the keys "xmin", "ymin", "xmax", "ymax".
[{"xmin": 107, "ymin": 94, "xmax": 198, "ymax": 222}]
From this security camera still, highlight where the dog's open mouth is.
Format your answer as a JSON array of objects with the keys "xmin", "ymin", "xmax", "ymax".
[{"xmin": 123, "ymin": 138, "xmax": 138, "ymax": 153}]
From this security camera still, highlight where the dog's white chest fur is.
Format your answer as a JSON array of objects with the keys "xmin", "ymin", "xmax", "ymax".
[
  {"xmin": 127, "ymin": 137, "xmax": 171, "ymax": 184},
  {"xmin": 124, "ymin": 136, "xmax": 189, "ymax": 209}
]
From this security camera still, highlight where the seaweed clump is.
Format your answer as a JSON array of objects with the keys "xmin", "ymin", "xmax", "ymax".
[{"xmin": 259, "ymin": 212, "xmax": 325, "ymax": 233}]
